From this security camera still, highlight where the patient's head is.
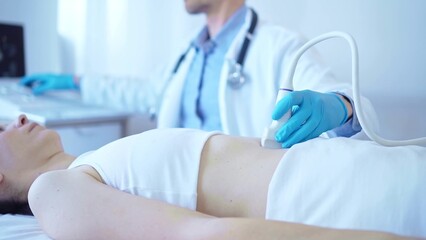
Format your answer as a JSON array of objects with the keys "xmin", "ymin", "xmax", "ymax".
[{"xmin": 0, "ymin": 114, "xmax": 65, "ymax": 214}]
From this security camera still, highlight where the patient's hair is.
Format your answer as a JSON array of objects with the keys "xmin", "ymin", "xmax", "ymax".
[
  {"xmin": 0, "ymin": 199, "xmax": 32, "ymax": 215},
  {"xmin": 0, "ymin": 183, "xmax": 32, "ymax": 215}
]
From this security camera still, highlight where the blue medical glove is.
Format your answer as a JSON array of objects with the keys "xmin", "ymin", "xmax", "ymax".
[
  {"xmin": 20, "ymin": 74, "xmax": 78, "ymax": 95},
  {"xmin": 272, "ymin": 90, "xmax": 348, "ymax": 148}
]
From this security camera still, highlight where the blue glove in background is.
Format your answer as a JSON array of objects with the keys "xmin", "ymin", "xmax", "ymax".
[
  {"xmin": 20, "ymin": 74, "xmax": 78, "ymax": 95},
  {"xmin": 272, "ymin": 90, "xmax": 348, "ymax": 148}
]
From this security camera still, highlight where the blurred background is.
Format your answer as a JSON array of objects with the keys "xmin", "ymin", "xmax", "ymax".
[{"xmin": 1, "ymin": 0, "xmax": 425, "ymax": 141}]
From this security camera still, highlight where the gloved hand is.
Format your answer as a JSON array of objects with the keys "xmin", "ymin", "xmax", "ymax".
[
  {"xmin": 20, "ymin": 74, "xmax": 78, "ymax": 95},
  {"xmin": 272, "ymin": 90, "xmax": 348, "ymax": 148}
]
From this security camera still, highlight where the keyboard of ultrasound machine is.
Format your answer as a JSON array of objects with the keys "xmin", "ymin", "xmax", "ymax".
[
  {"xmin": 0, "ymin": 80, "xmax": 84, "ymax": 110},
  {"xmin": 0, "ymin": 80, "xmax": 127, "ymax": 124}
]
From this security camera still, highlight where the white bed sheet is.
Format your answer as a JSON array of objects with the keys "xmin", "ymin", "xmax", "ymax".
[{"xmin": 0, "ymin": 214, "xmax": 51, "ymax": 240}]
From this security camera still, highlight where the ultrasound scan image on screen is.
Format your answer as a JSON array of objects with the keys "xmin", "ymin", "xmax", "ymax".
[{"xmin": 0, "ymin": 23, "xmax": 26, "ymax": 77}]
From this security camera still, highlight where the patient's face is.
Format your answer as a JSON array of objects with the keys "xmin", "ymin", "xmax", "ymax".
[{"xmin": 0, "ymin": 115, "xmax": 63, "ymax": 175}]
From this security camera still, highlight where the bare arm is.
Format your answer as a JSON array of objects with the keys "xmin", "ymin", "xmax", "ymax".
[
  {"xmin": 28, "ymin": 169, "xmax": 215, "ymax": 240},
  {"xmin": 28, "ymin": 170, "xmax": 410, "ymax": 240}
]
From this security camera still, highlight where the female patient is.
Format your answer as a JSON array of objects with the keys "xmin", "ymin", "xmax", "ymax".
[{"xmin": 0, "ymin": 114, "xmax": 424, "ymax": 239}]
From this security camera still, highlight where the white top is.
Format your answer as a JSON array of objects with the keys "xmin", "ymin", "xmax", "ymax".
[
  {"xmin": 68, "ymin": 128, "xmax": 218, "ymax": 210},
  {"xmin": 266, "ymin": 137, "xmax": 426, "ymax": 238}
]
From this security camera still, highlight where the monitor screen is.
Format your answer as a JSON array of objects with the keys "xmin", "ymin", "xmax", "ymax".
[{"xmin": 0, "ymin": 23, "xmax": 26, "ymax": 77}]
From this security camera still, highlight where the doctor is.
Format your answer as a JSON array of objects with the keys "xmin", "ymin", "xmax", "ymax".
[{"xmin": 21, "ymin": 0, "xmax": 375, "ymax": 148}]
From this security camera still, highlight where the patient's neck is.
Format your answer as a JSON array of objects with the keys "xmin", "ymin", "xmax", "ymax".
[{"xmin": 43, "ymin": 152, "xmax": 76, "ymax": 172}]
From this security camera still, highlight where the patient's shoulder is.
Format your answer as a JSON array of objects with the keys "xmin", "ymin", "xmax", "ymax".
[
  {"xmin": 28, "ymin": 169, "xmax": 97, "ymax": 213},
  {"xmin": 29, "ymin": 170, "xmax": 69, "ymax": 200},
  {"xmin": 28, "ymin": 169, "xmax": 101, "ymax": 237}
]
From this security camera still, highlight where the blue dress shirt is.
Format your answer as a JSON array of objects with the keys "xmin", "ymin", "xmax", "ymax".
[{"xmin": 180, "ymin": 5, "xmax": 248, "ymax": 131}]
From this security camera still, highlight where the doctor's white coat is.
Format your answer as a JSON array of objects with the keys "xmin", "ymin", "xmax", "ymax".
[{"xmin": 80, "ymin": 10, "xmax": 377, "ymax": 138}]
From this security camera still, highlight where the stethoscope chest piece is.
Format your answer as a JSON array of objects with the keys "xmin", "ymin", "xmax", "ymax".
[{"xmin": 227, "ymin": 62, "xmax": 246, "ymax": 89}]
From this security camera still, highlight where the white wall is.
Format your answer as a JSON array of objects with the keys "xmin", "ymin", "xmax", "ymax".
[
  {"xmin": 0, "ymin": 0, "xmax": 60, "ymax": 73},
  {"xmin": 249, "ymin": 0, "xmax": 426, "ymax": 98},
  {"xmin": 57, "ymin": 0, "xmax": 203, "ymax": 76}
]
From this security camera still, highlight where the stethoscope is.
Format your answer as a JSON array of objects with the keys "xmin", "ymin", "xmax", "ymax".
[{"xmin": 171, "ymin": 8, "xmax": 258, "ymax": 90}]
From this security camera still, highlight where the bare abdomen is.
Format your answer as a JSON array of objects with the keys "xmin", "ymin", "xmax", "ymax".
[{"xmin": 196, "ymin": 134, "xmax": 286, "ymax": 218}]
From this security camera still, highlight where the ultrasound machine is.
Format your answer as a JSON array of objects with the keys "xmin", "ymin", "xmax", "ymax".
[{"xmin": 0, "ymin": 22, "xmax": 129, "ymax": 155}]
